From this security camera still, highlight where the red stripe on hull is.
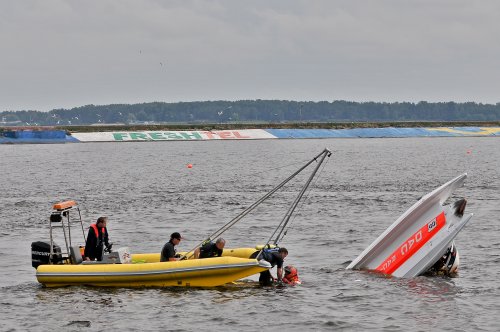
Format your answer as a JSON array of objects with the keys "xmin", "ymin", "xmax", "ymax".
[{"xmin": 376, "ymin": 211, "xmax": 446, "ymax": 275}]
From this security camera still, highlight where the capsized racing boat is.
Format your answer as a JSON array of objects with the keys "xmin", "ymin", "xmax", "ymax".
[{"xmin": 346, "ymin": 173, "xmax": 473, "ymax": 277}]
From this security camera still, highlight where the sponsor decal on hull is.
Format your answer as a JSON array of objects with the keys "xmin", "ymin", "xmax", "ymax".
[{"xmin": 376, "ymin": 211, "xmax": 446, "ymax": 275}]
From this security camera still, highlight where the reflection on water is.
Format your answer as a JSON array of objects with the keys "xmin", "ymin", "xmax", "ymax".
[{"xmin": 394, "ymin": 276, "xmax": 461, "ymax": 302}]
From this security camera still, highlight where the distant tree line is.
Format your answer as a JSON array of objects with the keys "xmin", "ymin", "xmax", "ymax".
[{"xmin": 1, "ymin": 100, "xmax": 499, "ymax": 126}]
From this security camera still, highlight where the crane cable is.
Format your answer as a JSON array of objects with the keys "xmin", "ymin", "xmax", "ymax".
[
  {"xmin": 256, "ymin": 148, "xmax": 332, "ymax": 259},
  {"xmin": 180, "ymin": 148, "xmax": 331, "ymax": 260}
]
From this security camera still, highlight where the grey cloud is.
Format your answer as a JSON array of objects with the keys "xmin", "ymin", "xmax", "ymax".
[{"xmin": 1, "ymin": 0, "xmax": 499, "ymax": 111}]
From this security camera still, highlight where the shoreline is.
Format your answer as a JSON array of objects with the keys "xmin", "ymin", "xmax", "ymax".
[
  {"xmin": 56, "ymin": 121, "xmax": 500, "ymax": 133},
  {"xmin": 1, "ymin": 121, "xmax": 500, "ymax": 133},
  {"xmin": 1, "ymin": 125, "xmax": 499, "ymax": 144}
]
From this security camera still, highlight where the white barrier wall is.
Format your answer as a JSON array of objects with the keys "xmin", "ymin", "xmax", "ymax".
[
  {"xmin": 71, "ymin": 129, "xmax": 277, "ymax": 142},
  {"xmin": 62, "ymin": 127, "xmax": 500, "ymax": 143}
]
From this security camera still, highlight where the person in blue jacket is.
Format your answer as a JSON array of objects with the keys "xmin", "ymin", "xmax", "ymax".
[{"xmin": 258, "ymin": 247, "xmax": 288, "ymax": 286}]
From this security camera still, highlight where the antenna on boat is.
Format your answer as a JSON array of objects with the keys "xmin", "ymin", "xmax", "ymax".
[{"xmin": 180, "ymin": 148, "xmax": 332, "ymax": 260}]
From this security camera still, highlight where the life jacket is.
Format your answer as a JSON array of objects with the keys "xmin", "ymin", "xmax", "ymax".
[
  {"xmin": 260, "ymin": 247, "xmax": 280, "ymax": 264},
  {"xmin": 283, "ymin": 274, "xmax": 301, "ymax": 285},
  {"xmin": 283, "ymin": 265, "xmax": 301, "ymax": 285},
  {"xmin": 262, "ymin": 247, "xmax": 280, "ymax": 258},
  {"xmin": 263, "ymin": 247, "xmax": 280, "ymax": 254},
  {"xmin": 90, "ymin": 224, "xmax": 106, "ymax": 239}
]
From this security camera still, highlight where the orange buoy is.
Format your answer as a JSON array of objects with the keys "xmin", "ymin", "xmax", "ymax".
[{"xmin": 187, "ymin": 164, "xmax": 193, "ymax": 168}]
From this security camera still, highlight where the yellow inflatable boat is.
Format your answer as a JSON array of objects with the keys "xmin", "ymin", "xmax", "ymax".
[
  {"xmin": 32, "ymin": 150, "xmax": 332, "ymax": 288},
  {"xmin": 31, "ymin": 201, "xmax": 269, "ymax": 288},
  {"xmin": 36, "ymin": 254, "xmax": 269, "ymax": 288}
]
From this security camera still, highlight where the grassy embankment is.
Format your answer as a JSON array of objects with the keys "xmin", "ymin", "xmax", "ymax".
[
  {"xmin": 1, "ymin": 121, "xmax": 499, "ymax": 134},
  {"xmin": 57, "ymin": 121, "xmax": 500, "ymax": 133}
]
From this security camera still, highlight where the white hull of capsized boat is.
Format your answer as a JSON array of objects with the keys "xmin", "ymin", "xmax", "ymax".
[{"xmin": 346, "ymin": 173, "xmax": 473, "ymax": 277}]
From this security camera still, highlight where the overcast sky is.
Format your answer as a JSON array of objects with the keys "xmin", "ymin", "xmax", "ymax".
[{"xmin": 1, "ymin": 0, "xmax": 499, "ymax": 111}]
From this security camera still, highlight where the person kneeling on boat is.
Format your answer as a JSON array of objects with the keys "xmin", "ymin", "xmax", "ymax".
[
  {"xmin": 258, "ymin": 247, "xmax": 288, "ymax": 286},
  {"xmin": 160, "ymin": 232, "xmax": 183, "ymax": 262},
  {"xmin": 194, "ymin": 238, "xmax": 225, "ymax": 259},
  {"xmin": 282, "ymin": 265, "xmax": 301, "ymax": 285},
  {"xmin": 84, "ymin": 216, "xmax": 112, "ymax": 261}
]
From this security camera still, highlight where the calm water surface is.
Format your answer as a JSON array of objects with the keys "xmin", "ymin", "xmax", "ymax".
[{"xmin": 0, "ymin": 138, "xmax": 499, "ymax": 331}]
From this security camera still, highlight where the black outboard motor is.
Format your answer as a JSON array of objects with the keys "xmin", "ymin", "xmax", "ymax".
[{"xmin": 31, "ymin": 241, "xmax": 62, "ymax": 268}]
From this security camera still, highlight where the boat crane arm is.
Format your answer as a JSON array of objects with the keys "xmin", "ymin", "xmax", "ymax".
[
  {"xmin": 255, "ymin": 148, "xmax": 331, "ymax": 260},
  {"xmin": 180, "ymin": 148, "xmax": 332, "ymax": 260},
  {"xmin": 271, "ymin": 148, "xmax": 331, "ymax": 246}
]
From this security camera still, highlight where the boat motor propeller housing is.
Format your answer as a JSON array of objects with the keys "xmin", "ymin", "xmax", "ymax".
[
  {"xmin": 442, "ymin": 243, "xmax": 460, "ymax": 274},
  {"xmin": 31, "ymin": 241, "xmax": 62, "ymax": 268},
  {"xmin": 428, "ymin": 242, "xmax": 460, "ymax": 276}
]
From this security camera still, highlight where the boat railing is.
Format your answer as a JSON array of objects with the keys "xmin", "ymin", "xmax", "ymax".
[{"xmin": 48, "ymin": 200, "xmax": 86, "ymax": 264}]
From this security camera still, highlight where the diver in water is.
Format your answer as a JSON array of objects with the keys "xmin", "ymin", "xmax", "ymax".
[{"xmin": 282, "ymin": 265, "xmax": 301, "ymax": 285}]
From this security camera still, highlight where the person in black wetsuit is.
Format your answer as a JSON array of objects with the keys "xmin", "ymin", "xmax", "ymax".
[
  {"xmin": 258, "ymin": 247, "xmax": 288, "ymax": 286},
  {"xmin": 160, "ymin": 232, "xmax": 183, "ymax": 262},
  {"xmin": 84, "ymin": 216, "xmax": 111, "ymax": 261},
  {"xmin": 194, "ymin": 238, "xmax": 226, "ymax": 259}
]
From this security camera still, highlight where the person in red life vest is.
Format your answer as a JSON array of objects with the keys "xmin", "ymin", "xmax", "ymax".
[
  {"xmin": 282, "ymin": 265, "xmax": 301, "ymax": 285},
  {"xmin": 84, "ymin": 216, "xmax": 112, "ymax": 261}
]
